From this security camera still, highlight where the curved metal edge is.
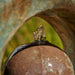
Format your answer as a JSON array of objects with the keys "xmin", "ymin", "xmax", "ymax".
[{"xmin": 4, "ymin": 40, "xmax": 62, "ymax": 70}]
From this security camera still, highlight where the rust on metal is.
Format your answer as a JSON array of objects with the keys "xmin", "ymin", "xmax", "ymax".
[{"xmin": 4, "ymin": 46, "xmax": 74, "ymax": 75}]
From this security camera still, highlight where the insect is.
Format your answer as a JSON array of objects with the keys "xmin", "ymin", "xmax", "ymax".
[{"xmin": 33, "ymin": 25, "xmax": 46, "ymax": 42}]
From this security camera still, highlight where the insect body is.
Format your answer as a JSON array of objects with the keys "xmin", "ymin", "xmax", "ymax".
[{"xmin": 33, "ymin": 25, "xmax": 46, "ymax": 42}]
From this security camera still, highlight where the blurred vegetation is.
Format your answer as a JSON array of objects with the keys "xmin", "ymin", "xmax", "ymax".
[{"xmin": 1, "ymin": 17, "xmax": 63, "ymax": 73}]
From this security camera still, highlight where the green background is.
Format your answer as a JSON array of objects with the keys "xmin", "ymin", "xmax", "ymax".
[{"xmin": 1, "ymin": 17, "xmax": 63, "ymax": 73}]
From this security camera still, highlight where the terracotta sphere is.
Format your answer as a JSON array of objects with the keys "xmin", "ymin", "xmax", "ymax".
[{"xmin": 4, "ymin": 45, "xmax": 74, "ymax": 75}]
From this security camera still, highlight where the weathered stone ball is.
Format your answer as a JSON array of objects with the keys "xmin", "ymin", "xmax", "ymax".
[{"xmin": 4, "ymin": 45, "xmax": 74, "ymax": 75}]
